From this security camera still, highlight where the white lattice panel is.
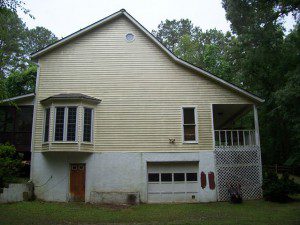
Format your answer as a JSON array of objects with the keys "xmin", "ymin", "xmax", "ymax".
[{"xmin": 215, "ymin": 146, "xmax": 263, "ymax": 201}]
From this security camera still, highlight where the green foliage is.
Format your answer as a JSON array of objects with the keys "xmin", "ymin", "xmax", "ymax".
[
  {"xmin": 263, "ymin": 171, "xmax": 300, "ymax": 202},
  {"xmin": 152, "ymin": 19, "xmax": 194, "ymax": 52},
  {"xmin": 0, "ymin": 0, "xmax": 31, "ymax": 16},
  {"xmin": 0, "ymin": 143, "xmax": 23, "ymax": 187},
  {"xmin": 0, "ymin": 7, "xmax": 28, "ymax": 78},
  {"xmin": 25, "ymin": 26, "xmax": 58, "ymax": 54},
  {"xmin": 5, "ymin": 65, "xmax": 37, "ymax": 97},
  {"xmin": 0, "ymin": 5, "xmax": 57, "ymax": 100}
]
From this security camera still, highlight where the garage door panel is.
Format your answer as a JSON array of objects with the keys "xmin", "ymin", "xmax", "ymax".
[
  {"xmin": 148, "ymin": 183, "xmax": 160, "ymax": 192},
  {"xmin": 159, "ymin": 183, "xmax": 173, "ymax": 191},
  {"xmin": 186, "ymin": 183, "xmax": 198, "ymax": 192},
  {"xmin": 148, "ymin": 193, "xmax": 161, "ymax": 203},
  {"xmin": 161, "ymin": 193, "xmax": 173, "ymax": 202},
  {"xmin": 173, "ymin": 193, "xmax": 186, "ymax": 202},
  {"xmin": 173, "ymin": 183, "xmax": 186, "ymax": 192},
  {"xmin": 147, "ymin": 162, "xmax": 199, "ymax": 203}
]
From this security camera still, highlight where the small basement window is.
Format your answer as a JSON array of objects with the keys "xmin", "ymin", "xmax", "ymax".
[
  {"xmin": 182, "ymin": 107, "xmax": 198, "ymax": 143},
  {"xmin": 148, "ymin": 173, "xmax": 159, "ymax": 182}
]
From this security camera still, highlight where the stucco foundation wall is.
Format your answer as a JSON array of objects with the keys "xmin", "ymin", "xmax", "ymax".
[
  {"xmin": 31, "ymin": 151, "xmax": 217, "ymax": 203},
  {"xmin": 0, "ymin": 183, "xmax": 33, "ymax": 203}
]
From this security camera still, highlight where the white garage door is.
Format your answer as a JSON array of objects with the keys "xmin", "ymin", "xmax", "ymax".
[{"xmin": 147, "ymin": 162, "xmax": 199, "ymax": 203}]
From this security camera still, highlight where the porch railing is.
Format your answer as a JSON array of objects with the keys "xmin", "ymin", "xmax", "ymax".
[{"xmin": 214, "ymin": 130, "xmax": 256, "ymax": 147}]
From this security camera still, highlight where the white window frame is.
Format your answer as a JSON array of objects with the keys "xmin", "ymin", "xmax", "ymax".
[
  {"xmin": 43, "ymin": 107, "xmax": 50, "ymax": 143},
  {"xmin": 181, "ymin": 106, "xmax": 199, "ymax": 144},
  {"xmin": 53, "ymin": 106, "xmax": 78, "ymax": 142},
  {"xmin": 82, "ymin": 107, "xmax": 94, "ymax": 143}
]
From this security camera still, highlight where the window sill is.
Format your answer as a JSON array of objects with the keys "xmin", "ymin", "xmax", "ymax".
[
  {"xmin": 182, "ymin": 141, "xmax": 198, "ymax": 144},
  {"xmin": 81, "ymin": 142, "xmax": 94, "ymax": 145},
  {"xmin": 52, "ymin": 141, "xmax": 79, "ymax": 144}
]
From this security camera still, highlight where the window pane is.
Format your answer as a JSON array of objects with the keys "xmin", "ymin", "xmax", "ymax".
[
  {"xmin": 67, "ymin": 107, "xmax": 77, "ymax": 141},
  {"xmin": 184, "ymin": 125, "xmax": 196, "ymax": 141},
  {"xmin": 148, "ymin": 173, "xmax": 159, "ymax": 182},
  {"xmin": 44, "ymin": 108, "xmax": 50, "ymax": 142},
  {"xmin": 186, "ymin": 173, "xmax": 197, "ymax": 181},
  {"xmin": 183, "ymin": 108, "xmax": 195, "ymax": 124},
  {"xmin": 83, "ymin": 108, "xmax": 92, "ymax": 142},
  {"xmin": 55, "ymin": 107, "xmax": 65, "ymax": 141},
  {"xmin": 161, "ymin": 173, "xmax": 172, "ymax": 182},
  {"xmin": 174, "ymin": 173, "xmax": 185, "ymax": 181}
]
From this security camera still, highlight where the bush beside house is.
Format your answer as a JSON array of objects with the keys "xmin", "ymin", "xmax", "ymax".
[
  {"xmin": 0, "ymin": 144, "xmax": 24, "ymax": 188},
  {"xmin": 263, "ymin": 171, "xmax": 300, "ymax": 202}
]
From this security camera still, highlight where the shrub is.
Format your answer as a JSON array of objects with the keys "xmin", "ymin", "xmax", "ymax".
[
  {"xmin": 0, "ymin": 144, "xmax": 23, "ymax": 188},
  {"xmin": 263, "ymin": 170, "xmax": 300, "ymax": 202}
]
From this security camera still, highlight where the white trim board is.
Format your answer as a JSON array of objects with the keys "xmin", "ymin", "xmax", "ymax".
[
  {"xmin": 1, "ymin": 93, "xmax": 35, "ymax": 103},
  {"xmin": 30, "ymin": 9, "xmax": 264, "ymax": 104}
]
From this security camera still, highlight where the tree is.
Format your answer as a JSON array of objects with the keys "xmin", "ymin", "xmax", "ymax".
[
  {"xmin": 153, "ymin": 20, "xmax": 241, "ymax": 84},
  {"xmin": 5, "ymin": 65, "xmax": 37, "ymax": 98},
  {"xmin": 0, "ymin": 5, "xmax": 57, "ymax": 99},
  {"xmin": 25, "ymin": 26, "xmax": 58, "ymax": 54},
  {"xmin": 0, "ymin": 8, "xmax": 27, "ymax": 78},
  {"xmin": 222, "ymin": 0, "xmax": 300, "ymax": 165},
  {"xmin": 0, "ymin": 0, "xmax": 31, "ymax": 16},
  {"xmin": 152, "ymin": 19, "xmax": 194, "ymax": 52}
]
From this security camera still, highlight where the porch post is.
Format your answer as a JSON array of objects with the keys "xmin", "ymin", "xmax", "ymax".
[{"xmin": 253, "ymin": 104, "xmax": 260, "ymax": 146}]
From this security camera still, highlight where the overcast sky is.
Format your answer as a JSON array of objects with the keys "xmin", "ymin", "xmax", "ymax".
[{"xmin": 20, "ymin": 0, "xmax": 296, "ymax": 38}]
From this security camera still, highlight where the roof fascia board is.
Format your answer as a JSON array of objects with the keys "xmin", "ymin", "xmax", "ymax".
[{"xmin": 0, "ymin": 93, "xmax": 35, "ymax": 103}]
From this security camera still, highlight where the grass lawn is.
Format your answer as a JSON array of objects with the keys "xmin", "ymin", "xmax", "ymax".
[{"xmin": 1, "ymin": 198, "xmax": 300, "ymax": 225}]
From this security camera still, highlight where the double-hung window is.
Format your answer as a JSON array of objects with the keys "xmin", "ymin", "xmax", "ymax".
[
  {"xmin": 54, "ymin": 107, "xmax": 77, "ymax": 142},
  {"xmin": 83, "ymin": 108, "xmax": 93, "ymax": 142},
  {"xmin": 182, "ymin": 107, "xmax": 198, "ymax": 143}
]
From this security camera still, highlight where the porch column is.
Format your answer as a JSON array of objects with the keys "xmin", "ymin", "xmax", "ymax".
[{"xmin": 253, "ymin": 104, "xmax": 260, "ymax": 147}]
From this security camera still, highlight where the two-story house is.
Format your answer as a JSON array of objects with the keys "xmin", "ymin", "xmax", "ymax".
[{"xmin": 29, "ymin": 9, "xmax": 264, "ymax": 203}]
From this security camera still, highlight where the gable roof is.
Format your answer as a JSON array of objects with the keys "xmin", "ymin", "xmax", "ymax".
[{"xmin": 31, "ymin": 9, "xmax": 264, "ymax": 104}]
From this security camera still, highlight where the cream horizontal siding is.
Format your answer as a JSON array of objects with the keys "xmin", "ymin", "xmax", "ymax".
[{"xmin": 33, "ymin": 16, "xmax": 253, "ymax": 152}]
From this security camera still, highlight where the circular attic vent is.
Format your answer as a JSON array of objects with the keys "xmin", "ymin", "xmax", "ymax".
[{"xmin": 125, "ymin": 33, "xmax": 135, "ymax": 42}]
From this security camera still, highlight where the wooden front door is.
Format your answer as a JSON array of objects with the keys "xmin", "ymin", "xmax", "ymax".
[{"xmin": 70, "ymin": 163, "xmax": 86, "ymax": 202}]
